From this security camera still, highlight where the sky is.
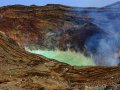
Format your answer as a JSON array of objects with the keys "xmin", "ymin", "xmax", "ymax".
[{"xmin": 0, "ymin": 0, "xmax": 119, "ymax": 7}]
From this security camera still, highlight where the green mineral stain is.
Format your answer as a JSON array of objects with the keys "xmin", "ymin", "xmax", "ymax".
[{"xmin": 26, "ymin": 48, "xmax": 95, "ymax": 66}]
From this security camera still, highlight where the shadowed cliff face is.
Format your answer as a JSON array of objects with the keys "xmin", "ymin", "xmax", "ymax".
[
  {"xmin": 0, "ymin": 31, "xmax": 120, "ymax": 90},
  {"xmin": 0, "ymin": 4, "xmax": 104, "ymax": 51}
]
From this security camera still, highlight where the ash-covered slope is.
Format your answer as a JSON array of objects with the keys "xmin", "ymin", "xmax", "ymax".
[
  {"xmin": 0, "ymin": 31, "xmax": 120, "ymax": 89},
  {"xmin": 0, "ymin": 31, "xmax": 69, "ymax": 89}
]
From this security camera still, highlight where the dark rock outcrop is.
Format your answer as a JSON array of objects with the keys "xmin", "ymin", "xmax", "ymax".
[{"xmin": 59, "ymin": 23, "xmax": 106, "ymax": 52}]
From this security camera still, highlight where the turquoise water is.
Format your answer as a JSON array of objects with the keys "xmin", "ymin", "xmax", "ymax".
[{"xmin": 26, "ymin": 48, "xmax": 95, "ymax": 66}]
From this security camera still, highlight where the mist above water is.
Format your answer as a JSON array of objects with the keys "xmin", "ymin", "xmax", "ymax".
[
  {"xmin": 85, "ymin": 9, "xmax": 120, "ymax": 66},
  {"xmin": 86, "ymin": 33, "xmax": 120, "ymax": 66}
]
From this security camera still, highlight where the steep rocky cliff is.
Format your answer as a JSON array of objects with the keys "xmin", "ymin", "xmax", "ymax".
[
  {"xmin": 0, "ymin": 2, "xmax": 120, "ymax": 53},
  {"xmin": 0, "ymin": 4, "xmax": 105, "ymax": 52}
]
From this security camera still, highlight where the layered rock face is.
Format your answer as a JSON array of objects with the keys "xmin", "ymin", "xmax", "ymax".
[
  {"xmin": 0, "ymin": 4, "xmax": 106, "ymax": 52},
  {"xmin": 0, "ymin": 30, "xmax": 120, "ymax": 90},
  {"xmin": 0, "ymin": 2, "xmax": 120, "ymax": 54}
]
